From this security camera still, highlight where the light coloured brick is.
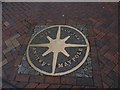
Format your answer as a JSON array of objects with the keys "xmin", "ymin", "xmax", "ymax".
[
  {"xmin": 0, "ymin": 59, "xmax": 8, "ymax": 67},
  {"xmin": 4, "ymin": 21, "xmax": 10, "ymax": 27},
  {"xmin": 10, "ymin": 34, "xmax": 20, "ymax": 41},
  {"xmin": 5, "ymin": 39, "xmax": 12, "ymax": 47},
  {"xmin": 3, "ymin": 46, "xmax": 14, "ymax": 54},
  {"xmin": 5, "ymin": 34, "xmax": 20, "ymax": 47},
  {"xmin": 12, "ymin": 39, "xmax": 20, "ymax": 47}
]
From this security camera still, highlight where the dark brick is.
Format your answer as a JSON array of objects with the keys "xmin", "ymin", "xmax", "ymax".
[
  {"xmin": 107, "ymin": 48, "xmax": 117, "ymax": 56},
  {"xmin": 99, "ymin": 56, "xmax": 108, "ymax": 64},
  {"xmin": 16, "ymin": 45, "xmax": 22, "ymax": 55},
  {"xmin": 16, "ymin": 34, "xmax": 26, "ymax": 44},
  {"xmin": 106, "ymin": 32, "xmax": 114, "ymax": 39},
  {"xmin": 109, "ymin": 38, "xmax": 118, "ymax": 48},
  {"xmin": 77, "ymin": 77, "xmax": 93, "ymax": 86},
  {"xmin": 88, "ymin": 37, "xmax": 95, "ymax": 46},
  {"xmin": 100, "ymin": 45, "xmax": 110, "ymax": 55},
  {"xmin": 99, "ymin": 61, "xmax": 104, "ymax": 69},
  {"xmin": 15, "ymin": 74, "xmax": 29, "ymax": 82},
  {"xmin": 25, "ymin": 82, "xmax": 38, "ymax": 88},
  {"xmin": 2, "ymin": 70, "xmax": 7, "ymax": 79},
  {"xmin": 93, "ymin": 71, "xmax": 102, "ymax": 87},
  {"xmin": 2, "ymin": 30, "xmax": 11, "ymax": 41},
  {"xmin": 102, "ymin": 61, "xmax": 116, "ymax": 75},
  {"xmin": 108, "ymin": 71, "xmax": 118, "ymax": 84},
  {"xmin": 3, "ymin": 60, "xmax": 15, "ymax": 70},
  {"xmin": 11, "ymin": 48, "xmax": 19, "ymax": 60},
  {"xmin": 29, "ymin": 76, "xmax": 44, "ymax": 83},
  {"xmin": 10, "ymin": 81, "xmax": 18, "ymax": 86},
  {"xmin": 45, "ymin": 76, "xmax": 60, "ymax": 84},
  {"xmin": 101, "ymin": 73, "xmax": 114, "ymax": 87},
  {"xmin": 61, "ymin": 77, "xmax": 76, "ymax": 85},
  {"xmin": 89, "ymin": 18, "xmax": 97, "ymax": 23},
  {"xmin": 16, "ymin": 82, "xmax": 28, "ymax": 88},
  {"xmin": 36, "ymin": 84, "xmax": 49, "ymax": 88},
  {"xmin": 96, "ymin": 31, "xmax": 105, "ymax": 40},
  {"xmin": 104, "ymin": 52, "xmax": 118, "ymax": 64},
  {"xmin": 113, "ymin": 65, "xmax": 118, "ymax": 74},
  {"xmin": 14, "ymin": 56, "xmax": 22, "ymax": 67},
  {"xmin": 72, "ymin": 85, "xmax": 80, "ymax": 88},
  {"xmin": 96, "ymin": 40, "xmax": 105, "ymax": 48},
  {"xmin": 4, "ymin": 52, "xmax": 14, "ymax": 62},
  {"xmin": 88, "ymin": 28, "xmax": 95, "ymax": 37},
  {"xmin": 90, "ymin": 46, "xmax": 97, "ymax": 58},
  {"xmin": 93, "ymin": 28, "xmax": 100, "ymax": 34},
  {"xmin": 91, "ymin": 58, "xmax": 100, "ymax": 71},
  {"xmin": 2, "ymin": 83, "xmax": 14, "ymax": 88},
  {"xmin": 94, "ymin": 22, "xmax": 102, "ymax": 28},
  {"xmin": 2, "ymin": 42, "xmax": 7, "ymax": 50},
  {"xmin": 60, "ymin": 85, "xmax": 72, "ymax": 89},
  {"xmin": 103, "ymin": 82, "xmax": 109, "ymax": 88},
  {"xmin": 8, "ymin": 67, "xmax": 17, "ymax": 81},
  {"xmin": 48, "ymin": 85, "xmax": 60, "ymax": 88},
  {"xmin": 23, "ymin": 37, "xmax": 30, "ymax": 45}
]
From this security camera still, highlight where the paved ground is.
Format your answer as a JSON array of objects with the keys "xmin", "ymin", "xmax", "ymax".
[{"xmin": 2, "ymin": 2, "xmax": 119, "ymax": 88}]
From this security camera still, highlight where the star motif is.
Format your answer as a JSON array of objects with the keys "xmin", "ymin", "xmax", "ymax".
[{"xmin": 29, "ymin": 26, "xmax": 87, "ymax": 74}]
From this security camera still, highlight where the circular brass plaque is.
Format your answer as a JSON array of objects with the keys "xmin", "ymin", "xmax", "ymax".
[{"xmin": 26, "ymin": 25, "xmax": 90, "ymax": 76}]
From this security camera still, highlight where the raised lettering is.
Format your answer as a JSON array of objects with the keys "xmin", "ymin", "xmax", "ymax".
[
  {"xmin": 64, "ymin": 62, "xmax": 69, "ymax": 66},
  {"xmin": 72, "ymin": 57, "xmax": 76, "ymax": 61},
  {"xmin": 41, "ymin": 62, "xmax": 46, "ymax": 66},
  {"xmin": 58, "ymin": 63, "xmax": 64, "ymax": 68},
  {"xmin": 75, "ymin": 55, "xmax": 79, "ymax": 58},
  {"xmin": 67, "ymin": 60, "xmax": 72, "ymax": 64}
]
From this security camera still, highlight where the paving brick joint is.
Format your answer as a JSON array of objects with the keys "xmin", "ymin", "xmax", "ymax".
[{"xmin": 2, "ymin": 2, "xmax": 118, "ymax": 89}]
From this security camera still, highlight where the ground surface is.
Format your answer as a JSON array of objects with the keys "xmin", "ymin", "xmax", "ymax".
[{"xmin": 2, "ymin": 2, "xmax": 119, "ymax": 88}]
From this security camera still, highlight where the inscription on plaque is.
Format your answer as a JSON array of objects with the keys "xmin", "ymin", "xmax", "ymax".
[{"xmin": 26, "ymin": 25, "xmax": 90, "ymax": 76}]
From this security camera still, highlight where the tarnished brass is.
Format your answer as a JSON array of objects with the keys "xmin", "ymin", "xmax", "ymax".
[{"xmin": 26, "ymin": 25, "xmax": 90, "ymax": 76}]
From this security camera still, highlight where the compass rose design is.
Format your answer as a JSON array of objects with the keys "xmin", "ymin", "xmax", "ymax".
[{"xmin": 26, "ymin": 25, "xmax": 90, "ymax": 76}]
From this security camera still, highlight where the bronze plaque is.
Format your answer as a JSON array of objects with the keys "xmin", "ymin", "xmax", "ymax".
[{"xmin": 26, "ymin": 25, "xmax": 90, "ymax": 76}]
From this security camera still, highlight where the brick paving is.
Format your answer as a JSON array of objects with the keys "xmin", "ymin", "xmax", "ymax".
[{"xmin": 2, "ymin": 2, "xmax": 119, "ymax": 88}]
